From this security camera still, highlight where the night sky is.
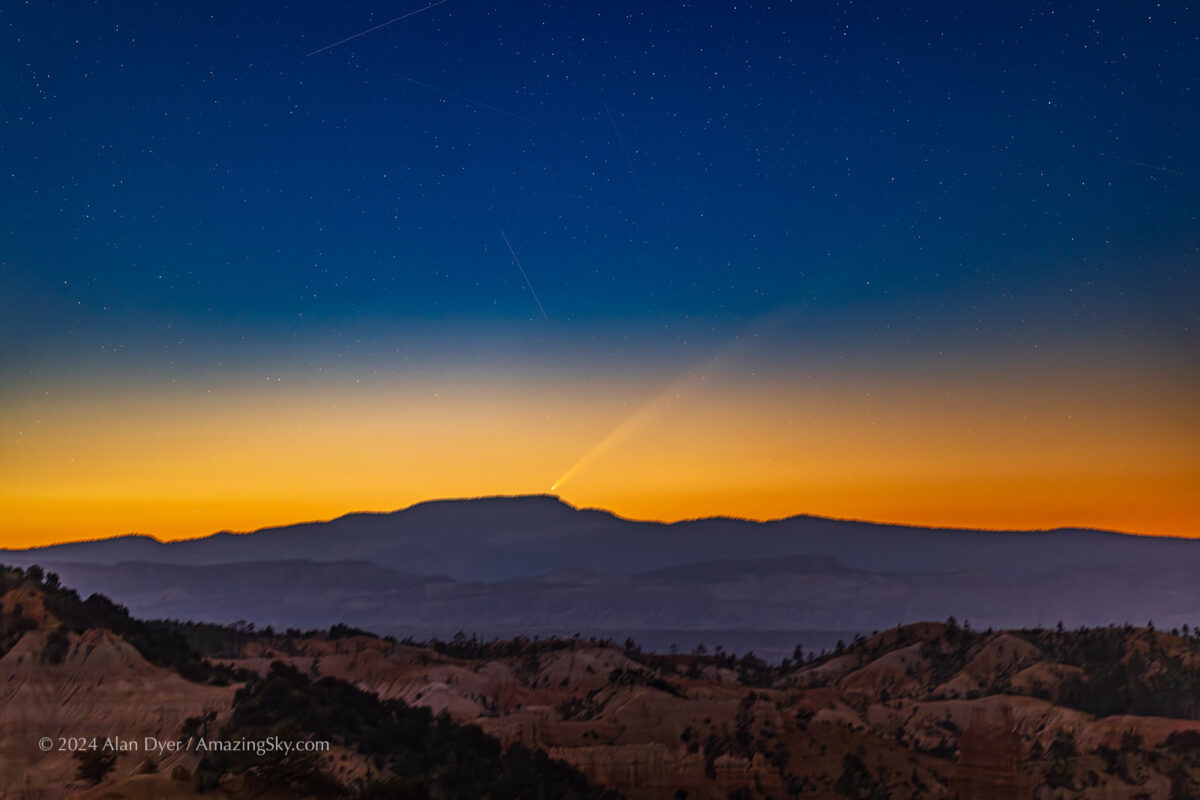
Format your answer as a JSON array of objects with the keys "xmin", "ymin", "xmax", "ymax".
[{"xmin": 3, "ymin": 1, "xmax": 1198, "ymax": 545}]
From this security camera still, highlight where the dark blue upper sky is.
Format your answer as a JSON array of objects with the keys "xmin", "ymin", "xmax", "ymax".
[{"xmin": 3, "ymin": 0, "xmax": 1197, "ymax": 376}]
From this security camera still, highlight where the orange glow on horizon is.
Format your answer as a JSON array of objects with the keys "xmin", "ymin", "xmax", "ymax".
[{"xmin": 1, "ymin": 357, "xmax": 1197, "ymax": 547}]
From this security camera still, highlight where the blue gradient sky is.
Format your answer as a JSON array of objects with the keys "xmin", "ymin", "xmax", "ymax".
[{"xmin": 2, "ymin": 1, "xmax": 1197, "ymax": 543}]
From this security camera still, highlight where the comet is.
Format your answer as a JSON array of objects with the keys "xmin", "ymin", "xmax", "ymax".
[
  {"xmin": 550, "ymin": 307, "xmax": 796, "ymax": 492},
  {"xmin": 550, "ymin": 372, "xmax": 699, "ymax": 492}
]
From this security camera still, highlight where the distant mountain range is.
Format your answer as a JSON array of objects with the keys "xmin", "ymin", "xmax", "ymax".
[{"xmin": 5, "ymin": 495, "xmax": 1200, "ymax": 659}]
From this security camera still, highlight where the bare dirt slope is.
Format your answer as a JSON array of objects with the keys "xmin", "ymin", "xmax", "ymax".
[
  {"xmin": 219, "ymin": 621, "xmax": 1200, "ymax": 799},
  {"xmin": 0, "ymin": 580, "xmax": 236, "ymax": 799}
]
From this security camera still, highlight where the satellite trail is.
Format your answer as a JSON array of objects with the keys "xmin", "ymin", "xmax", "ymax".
[
  {"xmin": 500, "ymin": 230, "xmax": 548, "ymax": 319},
  {"xmin": 398, "ymin": 75, "xmax": 569, "ymax": 137},
  {"xmin": 308, "ymin": 0, "xmax": 452, "ymax": 57},
  {"xmin": 1104, "ymin": 154, "xmax": 1185, "ymax": 176},
  {"xmin": 603, "ymin": 102, "xmax": 642, "ymax": 189}
]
